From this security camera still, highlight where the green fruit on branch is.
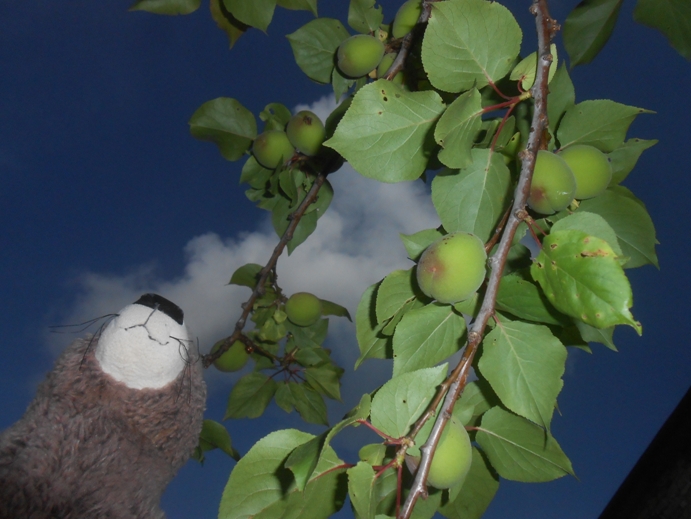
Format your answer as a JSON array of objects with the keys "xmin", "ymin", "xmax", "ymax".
[
  {"xmin": 392, "ymin": 0, "xmax": 423, "ymax": 38},
  {"xmin": 211, "ymin": 340, "xmax": 249, "ymax": 372},
  {"xmin": 416, "ymin": 232, "xmax": 487, "ymax": 304},
  {"xmin": 558, "ymin": 144, "xmax": 612, "ymax": 199},
  {"xmin": 336, "ymin": 34, "xmax": 385, "ymax": 78},
  {"xmin": 252, "ymin": 130, "xmax": 295, "ymax": 169},
  {"xmin": 286, "ymin": 110, "xmax": 326, "ymax": 157},
  {"xmin": 527, "ymin": 150, "xmax": 577, "ymax": 214},
  {"xmin": 285, "ymin": 292, "xmax": 322, "ymax": 327},
  {"xmin": 426, "ymin": 417, "xmax": 473, "ymax": 489}
]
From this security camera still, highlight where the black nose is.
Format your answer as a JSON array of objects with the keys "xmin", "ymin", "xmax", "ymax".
[{"xmin": 133, "ymin": 293, "xmax": 184, "ymax": 325}]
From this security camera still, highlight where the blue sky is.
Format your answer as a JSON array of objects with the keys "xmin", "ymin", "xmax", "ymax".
[{"xmin": 1, "ymin": 1, "xmax": 690, "ymax": 518}]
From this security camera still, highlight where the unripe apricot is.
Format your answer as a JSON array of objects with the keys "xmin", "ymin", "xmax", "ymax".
[
  {"xmin": 286, "ymin": 110, "xmax": 326, "ymax": 157},
  {"xmin": 252, "ymin": 130, "xmax": 295, "ymax": 169},
  {"xmin": 527, "ymin": 150, "xmax": 577, "ymax": 214},
  {"xmin": 416, "ymin": 232, "xmax": 487, "ymax": 304},
  {"xmin": 392, "ymin": 0, "xmax": 423, "ymax": 38},
  {"xmin": 337, "ymin": 34, "xmax": 385, "ymax": 78},
  {"xmin": 285, "ymin": 292, "xmax": 322, "ymax": 327},
  {"xmin": 211, "ymin": 340, "xmax": 249, "ymax": 372},
  {"xmin": 427, "ymin": 417, "xmax": 473, "ymax": 489},
  {"xmin": 558, "ymin": 144, "xmax": 612, "ymax": 199}
]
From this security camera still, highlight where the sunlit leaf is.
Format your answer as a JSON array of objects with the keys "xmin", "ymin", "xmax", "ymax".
[
  {"xmin": 509, "ymin": 44, "xmax": 558, "ymax": 90},
  {"xmin": 189, "ymin": 98, "xmax": 256, "ymax": 161},
  {"xmin": 400, "ymin": 228, "xmax": 445, "ymax": 262},
  {"xmin": 422, "ymin": 0, "xmax": 522, "ymax": 92},
  {"xmin": 224, "ymin": 0, "xmax": 277, "ymax": 32},
  {"xmin": 476, "ymin": 407, "xmax": 574, "ymax": 482},
  {"xmin": 325, "ymin": 80, "xmax": 445, "ymax": 182},
  {"xmin": 479, "ymin": 321, "xmax": 567, "ymax": 430},
  {"xmin": 495, "ymin": 273, "xmax": 566, "ymax": 326},
  {"xmin": 355, "ymin": 282, "xmax": 392, "ymax": 368},
  {"xmin": 348, "ymin": 462, "xmax": 377, "ymax": 519},
  {"xmin": 547, "ymin": 65, "xmax": 575, "ymax": 130},
  {"xmin": 224, "ymin": 372, "xmax": 278, "ymax": 419},
  {"xmin": 376, "ymin": 268, "xmax": 419, "ymax": 324},
  {"xmin": 434, "ymin": 88, "xmax": 483, "ymax": 169},
  {"xmin": 229, "ymin": 263, "xmax": 263, "ymax": 288},
  {"xmin": 531, "ymin": 230, "xmax": 642, "ymax": 333},
  {"xmin": 370, "ymin": 365, "xmax": 447, "ymax": 438},
  {"xmin": 348, "ymin": 0, "xmax": 384, "ymax": 34},
  {"xmin": 431, "ymin": 150, "xmax": 512, "ymax": 242},
  {"xmin": 551, "ymin": 211, "xmax": 623, "ymax": 257},
  {"xmin": 129, "ymin": 0, "xmax": 200, "ymax": 15},
  {"xmin": 287, "ymin": 19, "xmax": 350, "ymax": 84},
  {"xmin": 607, "ymin": 138, "xmax": 657, "ymax": 184}
]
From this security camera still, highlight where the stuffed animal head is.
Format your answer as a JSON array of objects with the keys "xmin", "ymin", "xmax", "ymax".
[{"xmin": 95, "ymin": 293, "xmax": 192, "ymax": 390}]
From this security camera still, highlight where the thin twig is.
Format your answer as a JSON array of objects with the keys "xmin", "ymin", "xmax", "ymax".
[
  {"xmin": 202, "ymin": 167, "xmax": 331, "ymax": 368},
  {"xmin": 398, "ymin": 1, "xmax": 557, "ymax": 517}
]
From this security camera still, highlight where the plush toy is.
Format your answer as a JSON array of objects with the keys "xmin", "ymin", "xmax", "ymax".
[{"xmin": 0, "ymin": 294, "xmax": 206, "ymax": 519}]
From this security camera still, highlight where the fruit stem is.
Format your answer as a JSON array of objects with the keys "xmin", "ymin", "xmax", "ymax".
[{"xmin": 398, "ymin": 2, "xmax": 557, "ymax": 517}]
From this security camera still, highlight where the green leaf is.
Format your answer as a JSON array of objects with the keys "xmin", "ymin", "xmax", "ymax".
[
  {"xmin": 348, "ymin": 0, "xmax": 384, "ymax": 34},
  {"xmin": 277, "ymin": 0, "xmax": 318, "ymax": 16},
  {"xmin": 531, "ymin": 230, "xmax": 642, "ymax": 333},
  {"xmin": 479, "ymin": 321, "xmax": 567, "ymax": 430},
  {"xmin": 509, "ymin": 44, "xmax": 558, "ymax": 90},
  {"xmin": 556, "ymin": 100, "xmax": 653, "ymax": 152},
  {"xmin": 129, "ymin": 0, "xmax": 200, "ymax": 14},
  {"xmin": 431, "ymin": 150, "xmax": 512, "ymax": 242},
  {"xmin": 551, "ymin": 211, "xmax": 623, "ymax": 257},
  {"xmin": 285, "ymin": 318, "xmax": 329, "ymax": 349},
  {"xmin": 198, "ymin": 419, "xmax": 240, "ymax": 461},
  {"xmin": 289, "ymin": 382, "xmax": 329, "ymax": 425},
  {"xmin": 189, "ymin": 98, "xmax": 256, "ymax": 161},
  {"xmin": 210, "ymin": 0, "xmax": 249, "ymax": 48},
  {"xmin": 400, "ymin": 228, "xmax": 445, "ymax": 262},
  {"xmin": 476, "ymin": 407, "xmax": 574, "ymax": 482},
  {"xmin": 608, "ymin": 138, "xmax": 658, "ymax": 184},
  {"xmin": 275, "ymin": 383, "xmax": 295, "ymax": 413},
  {"xmin": 229, "ymin": 262, "xmax": 263, "ymax": 288},
  {"xmin": 219, "ymin": 429, "xmax": 346, "ymax": 519},
  {"xmin": 355, "ymin": 282, "xmax": 392, "ymax": 368},
  {"xmin": 376, "ymin": 269, "xmax": 419, "ymax": 323},
  {"xmin": 421, "ymin": 0, "xmax": 522, "ymax": 93},
  {"xmin": 370, "ymin": 365, "xmax": 447, "ymax": 438},
  {"xmin": 325, "ymin": 80, "xmax": 445, "ymax": 183},
  {"xmin": 547, "ymin": 65, "xmax": 576, "ymax": 131},
  {"xmin": 434, "ymin": 88, "xmax": 483, "ymax": 169},
  {"xmin": 454, "ymin": 379, "xmax": 499, "ymax": 428},
  {"xmin": 260, "ymin": 103, "xmax": 293, "ymax": 130},
  {"xmin": 634, "ymin": 0, "xmax": 691, "ymax": 60},
  {"xmin": 577, "ymin": 186, "xmax": 659, "ymax": 268},
  {"xmin": 439, "ymin": 447, "xmax": 499, "ymax": 519},
  {"xmin": 392, "ymin": 304, "xmax": 466, "ymax": 376},
  {"xmin": 495, "ymin": 273, "xmax": 567, "ymax": 326},
  {"xmin": 563, "ymin": 0, "xmax": 623, "ymax": 67},
  {"xmin": 320, "ymin": 298, "xmax": 352, "ymax": 321},
  {"xmin": 271, "ymin": 196, "xmax": 319, "ymax": 254},
  {"xmin": 348, "ymin": 462, "xmax": 378, "ymax": 519},
  {"xmin": 575, "ymin": 320, "xmax": 617, "ymax": 351},
  {"xmin": 224, "ymin": 0, "xmax": 277, "ymax": 32},
  {"xmin": 305, "ymin": 365, "xmax": 342, "ymax": 401},
  {"xmin": 287, "ymin": 19, "xmax": 350, "ymax": 84},
  {"xmin": 224, "ymin": 372, "xmax": 278, "ymax": 419}
]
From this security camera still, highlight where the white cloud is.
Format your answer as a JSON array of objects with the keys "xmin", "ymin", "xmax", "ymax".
[{"xmin": 49, "ymin": 95, "xmax": 440, "ymax": 399}]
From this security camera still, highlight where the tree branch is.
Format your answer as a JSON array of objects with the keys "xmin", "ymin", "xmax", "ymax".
[
  {"xmin": 202, "ymin": 168, "xmax": 329, "ymax": 368},
  {"xmin": 398, "ymin": 1, "xmax": 558, "ymax": 516}
]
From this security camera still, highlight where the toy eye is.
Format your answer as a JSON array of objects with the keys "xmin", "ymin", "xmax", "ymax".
[{"xmin": 133, "ymin": 293, "xmax": 184, "ymax": 325}]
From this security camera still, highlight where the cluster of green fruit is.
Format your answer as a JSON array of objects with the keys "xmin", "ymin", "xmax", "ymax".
[
  {"xmin": 252, "ymin": 110, "xmax": 326, "ymax": 169},
  {"xmin": 527, "ymin": 144, "xmax": 613, "ymax": 214},
  {"xmin": 212, "ymin": 292, "xmax": 322, "ymax": 372},
  {"xmin": 335, "ymin": 0, "xmax": 422, "ymax": 80}
]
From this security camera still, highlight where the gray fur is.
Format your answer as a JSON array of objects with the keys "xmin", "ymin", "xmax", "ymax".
[{"xmin": 0, "ymin": 336, "xmax": 206, "ymax": 519}]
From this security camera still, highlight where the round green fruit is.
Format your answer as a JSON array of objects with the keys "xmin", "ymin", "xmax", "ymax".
[
  {"xmin": 416, "ymin": 232, "xmax": 487, "ymax": 304},
  {"xmin": 427, "ymin": 417, "xmax": 473, "ymax": 489},
  {"xmin": 211, "ymin": 341, "xmax": 249, "ymax": 372},
  {"xmin": 286, "ymin": 110, "xmax": 326, "ymax": 157},
  {"xmin": 558, "ymin": 144, "xmax": 612, "ymax": 199},
  {"xmin": 527, "ymin": 150, "xmax": 577, "ymax": 214},
  {"xmin": 252, "ymin": 130, "xmax": 295, "ymax": 169},
  {"xmin": 392, "ymin": 0, "xmax": 423, "ymax": 38},
  {"xmin": 336, "ymin": 34, "xmax": 385, "ymax": 78},
  {"xmin": 285, "ymin": 292, "xmax": 322, "ymax": 327}
]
